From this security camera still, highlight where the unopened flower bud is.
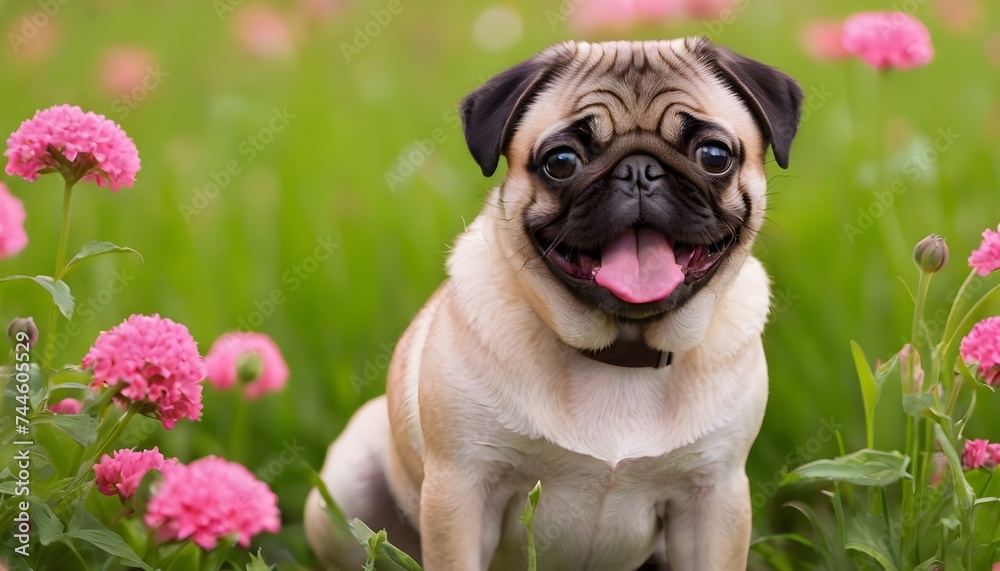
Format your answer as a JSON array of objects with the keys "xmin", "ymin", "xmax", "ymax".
[
  {"xmin": 236, "ymin": 352, "xmax": 264, "ymax": 383},
  {"xmin": 7, "ymin": 316, "xmax": 39, "ymax": 349},
  {"xmin": 913, "ymin": 234, "xmax": 949, "ymax": 273},
  {"xmin": 899, "ymin": 344, "xmax": 924, "ymax": 392}
]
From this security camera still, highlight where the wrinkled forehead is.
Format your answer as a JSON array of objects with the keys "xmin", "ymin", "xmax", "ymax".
[{"xmin": 516, "ymin": 40, "xmax": 760, "ymax": 148}]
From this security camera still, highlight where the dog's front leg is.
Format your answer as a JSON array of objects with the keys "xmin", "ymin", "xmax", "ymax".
[
  {"xmin": 419, "ymin": 458, "xmax": 501, "ymax": 571},
  {"xmin": 663, "ymin": 471, "xmax": 752, "ymax": 571}
]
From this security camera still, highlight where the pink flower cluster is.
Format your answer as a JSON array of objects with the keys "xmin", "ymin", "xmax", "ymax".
[
  {"xmin": 570, "ymin": 0, "xmax": 734, "ymax": 33},
  {"xmin": 960, "ymin": 317, "xmax": 1000, "ymax": 386},
  {"xmin": 961, "ymin": 438, "xmax": 1000, "ymax": 471},
  {"xmin": 802, "ymin": 20, "xmax": 850, "ymax": 63},
  {"xmin": 48, "ymin": 398, "xmax": 83, "ymax": 415},
  {"xmin": 94, "ymin": 447, "xmax": 175, "ymax": 499},
  {"xmin": 968, "ymin": 224, "xmax": 1000, "ymax": 276},
  {"xmin": 0, "ymin": 182, "xmax": 27, "ymax": 259},
  {"xmin": 4, "ymin": 104, "xmax": 141, "ymax": 190},
  {"xmin": 205, "ymin": 332, "xmax": 289, "ymax": 399},
  {"xmin": 144, "ymin": 456, "xmax": 281, "ymax": 549},
  {"xmin": 840, "ymin": 12, "xmax": 934, "ymax": 70},
  {"xmin": 82, "ymin": 314, "xmax": 205, "ymax": 429},
  {"xmin": 93, "ymin": 449, "xmax": 281, "ymax": 548},
  {"xmin": 804, "ymin": 11, "xmax": 934, "ymax": 70}
]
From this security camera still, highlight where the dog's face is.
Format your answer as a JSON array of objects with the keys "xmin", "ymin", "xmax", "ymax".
[{"xmin": 460, "ymin": 38, "xmax": 802, "ymax": 346}]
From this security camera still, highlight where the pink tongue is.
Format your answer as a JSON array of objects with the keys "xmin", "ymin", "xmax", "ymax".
[{"xmin": 594, "ymin": 227, "xmax": 684, "ymax": 304}]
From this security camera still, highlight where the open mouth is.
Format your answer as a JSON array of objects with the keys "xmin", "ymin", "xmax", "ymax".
[{"xmin": 536, "ymin": 225, "xmax": 737, "ymax": 305}]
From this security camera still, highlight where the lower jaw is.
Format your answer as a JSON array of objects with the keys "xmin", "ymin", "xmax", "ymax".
[{"xmin": 538, "ymin": 256, "xmax": 715, "ymax": 321}]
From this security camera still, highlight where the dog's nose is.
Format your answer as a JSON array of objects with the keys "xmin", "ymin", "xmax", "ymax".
[{"xmin": 611, "ymin": 154, "xmax": 665, "ymax": 188}]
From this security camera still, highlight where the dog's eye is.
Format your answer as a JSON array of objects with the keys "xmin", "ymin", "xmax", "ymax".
[
  {"xmin": 696, "ymin": 142, "xmax": 732, "ymax": 174},
  {"xmin": 543, "ymin": 149, "xmax": 579, "ymax": 180}
]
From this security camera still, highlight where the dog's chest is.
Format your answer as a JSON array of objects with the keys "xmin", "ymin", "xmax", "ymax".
[{"xmin": 490, "ymin": 443, "xmax": 691, "ymax": 571}]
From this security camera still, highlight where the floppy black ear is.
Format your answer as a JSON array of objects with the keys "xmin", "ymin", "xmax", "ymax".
[
  {"xmin": 708, "ymin": 44, "xmax": 804, "ymax": 169},
  {"xmin": 459, "ymin": 56, "xmax": 554, "ymax": 177}
]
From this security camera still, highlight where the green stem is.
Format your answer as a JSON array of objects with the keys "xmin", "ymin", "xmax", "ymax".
[
  {"xmin": 942, "ymin": 281, "xmax": 1000, "ymax": 356},
  {"xmin": 204, "ymin": 538, "xmax": 235, "ymax": 571},
  {"xmin": 69, "ymin": 385, "xmax": 124, "ymax": 474},
  {"xmin": 940, "ymin": 270, "xmax": 977, "ymax": 353},
  {"xmin": 143, "ymin": 527, "xmax": 160, "ymax": 565},
  {"xmin": 108, "ymin": 501, "xmax": 135, "ymax": 529},
  {"xmin": 66, "ymin": 540, "xmax": 92, "ymax": 571},
  {"xmin": 872, "ymin": 70, "xmax": 908, "ymax": 276},
  {"xmin": 41, "ymin": 180, "xmax": 75, "ymax": 369},
  {"xmin": 902, "ymin": 269, "xmax": 932, "ymax": 567},
  {"xmin": 76, "ymin": 402, "xmax": 141, "ymax": 480},
  {"xmin": 909, "ymin": 271, "xmax": 932, "ymax": 393},
  {"xmin": 227, "ymin": 392, "xmax": 248, "ymax": 461}
]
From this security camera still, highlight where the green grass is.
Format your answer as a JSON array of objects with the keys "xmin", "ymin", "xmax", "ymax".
[{"xmin": 1, "ymin": 0, "xmax": 998, "ymax": 568}]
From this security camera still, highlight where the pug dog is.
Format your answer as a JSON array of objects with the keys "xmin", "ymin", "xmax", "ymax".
[{"xmin": 305, "ymin": 37, "xmax": 802, "ymax": 571}]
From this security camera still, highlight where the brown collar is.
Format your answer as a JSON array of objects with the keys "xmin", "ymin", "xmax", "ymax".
[{"xmin": 580, "ymin": 338, "xmax": 673, "ymax": 369}]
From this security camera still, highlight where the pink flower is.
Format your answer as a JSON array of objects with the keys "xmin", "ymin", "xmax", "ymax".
[
  {"xmin": 960, "ymin": 317, "xmax": 1000, "ymax": 386},
  {"xmin": 234, "ymin": 6, "xmax": 295, "ymax": 59},
  {"xmin": 4, "ymin": 104, "xmax": 141, "ymax": 191},
  {"xmin": 840, "ymin": 12, "xmax": 934, "ymax": 70},
  {"xmin": 82, "ymin": 314, "xmax": 205, "ymax": 429},
  {"xmin": 986, "ymin": 443, "xmax": 1000, "ymax": 469},
  {"xmin": 0, "ymin": 182, "xmax": 27, "ymax": 259},
  {"xmin": 969, "ymin": 224, "xmax": 1000, "ymax": 276},
  {"xmin": 7, "ymin": 14, "xmax": 59, "ymax": 64},
  {"xmin": 99, "ymin": 46, "xmax": 155, "ymax": 98},
  {"xmin": 802, "ymin": 20, "xmax": 850, "ymax": 63},
  {"xmin": 962, "ymin": 438, "xmax": 990, "ymax": 470},
  {"xmin": 570, "ymin": 0, "xmax": 735, "ymax": 32},
  {"xmin": 929, "ymin": 452, "xmax": 948, "ymax": 486},
  {"xmin": 94, "ymin": 447, "xmax": 176, "ymax": 499},
  {"xmin": 143, "ymin": 456, "xmax": 281, "ymax": 549},
  {"xmin": 204, "ymin": 332, "xmax": 289, "ymax": 399},
  {"xmin": 298, "ymin": 0, "xmax": 344, "ymax": 20},
  {"xmin": 570, "ymin": 0, "xmax": 689, "ymax": 33},
  {"xmin": 681, "ymin": 0, "xmax": 734, "ymax": 19},
  {"xmin": 935, "ymin": 0, "xmax": 981, "ymax": 33},
  {"xmin": 48, "ymin": 398, "xmax": 83, "ymax": 415}
]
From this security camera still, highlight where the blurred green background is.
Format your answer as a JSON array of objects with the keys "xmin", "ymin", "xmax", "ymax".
[{"xmin": 1, "ymin": 0, "xmax": 998, "ymax": 567}]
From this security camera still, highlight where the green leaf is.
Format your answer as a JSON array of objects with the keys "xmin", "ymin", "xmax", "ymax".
[
  {"xmin": 934, "ymin": 424, "xmax": 975, "ymax": 511},
  {"xmin": 785, "ymin": 449, "xmax": 910, "ymax": 487},
  {"xmin": 0, "ymin": 545, "xmax": 31, "ymax": 570},
  {"xmin": 306, "ymin": 467, "xmax": 348, "ymax": 526},
  {"xmin": 30, "ymin": 496, "xmax": 64, "ymax": 546},
  {"xmin": 247, "ymin": 549, "xmax": 276, "ymax": 571},
  {"xmin": 58, "ymin": 529, "xmax": 153, "ymax": 570},
  {"xmin": 784, "ymin": 501, "xmax": 836, "ymax": 571},
  {"xmin": 0, "ymin": 275, "xmax": 74, "ymax": 319},
  {"xmin": 349, "ymin": 518, "xmax": 424, "ymax": 571},
  {"xmin": 60, "ymin": 503, "xmax": 155, "ymax": 570},
  {"xmin": 520, "ymin": 481, "xmax": 541, "ymax": 571},
  {"xmin": 48, "ymin": 382, "xmax": 93, "ymax": 392},
  {"xmin": 956, "ymin": 354, "xmax": 994, "ymax": 392},
  {"xmin": 62, "ymin": 240, "xmax": 142, "ymax": 276},
  {"xmin": 851, "ymin": 341, "xmax": 879, "ymax": 449},
  {"xmin": 844, "ymin": 515, "xmax": 898, "ymax": 571},
  {"xmin": 33, "ymin": 413, "xmax": 99, "ymax": 446},
  {"xmin": 956, "ymin": 355, "xmax": 978, "ymax": 386},
  {"xmin": 902, "ymin": 393, "xmax": 940, "ymax": 419},
  {"xmin": 749, "ymin": 532, "xmax": 818, "ymax": 551},
  {"xmin": 203, "ymin": 534, "xmax": 237, "ymax": 571},
  {"xmin": 163, "ymin": 542, "xmax": 201, "ymax": 571},
  {"xmin": 0, "ymin": 480, "xmax": 16, "ymax": 495}
]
